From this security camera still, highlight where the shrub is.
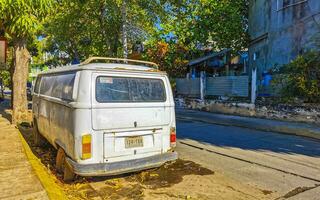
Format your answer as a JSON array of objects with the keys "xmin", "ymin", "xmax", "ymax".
[{"xmin": 273, "ymin": 51, "xmax": 320, "ymax": 103}]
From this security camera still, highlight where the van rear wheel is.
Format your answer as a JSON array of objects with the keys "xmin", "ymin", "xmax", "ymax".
[
  {"xmin": 56, "ymin": 147, "xmax": 75, "ymax": 182},
  {"xmin": 33, "ymin": 120, "xmax": 46, "ymax": 147}
]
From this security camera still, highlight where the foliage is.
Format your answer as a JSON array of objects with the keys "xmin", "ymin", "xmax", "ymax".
[
  {"xmin": 0, "ymin": 0, "xmax": 249, "ymax": 80},
  {"xmin": 156, "ymin": 0, "xmax": 249, "ymax": 52},
  {"xmin": 0, "ymin": 70, "xmax": 10, "ymax": 87},
  {"xmin": 144, "ymin": 40, "xmax": 189, "ymax": 78},
  {"xmin": 143, "ymin": 0, "xmax": 249, "ymax": 77},
  {"xmin": 273, "ymin": 51, "xmax": 320, "ymax": 103},
  {"xmin": 0, "ymin": 0, "xmax": 53, "ymax": 123},
  {"xmin": 0, "ymin": 0, "xmax": 53, "ymax": 39},
  {"xmin": 43, "ymin": 0, "xmax": 249, "ymax": 68},
  {"xmin": 44, "ymin": 0, "xmax": 167, "ymax": 63}
]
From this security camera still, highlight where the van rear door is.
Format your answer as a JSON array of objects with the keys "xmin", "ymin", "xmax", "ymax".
[{"xmin": 91, "ymin": 73, "xmax": 172, "ymax": 160}]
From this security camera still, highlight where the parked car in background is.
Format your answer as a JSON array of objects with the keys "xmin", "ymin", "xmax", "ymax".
[{"xmin": 32, "ymin": 57, "xmax": 177, "ymax": 181}]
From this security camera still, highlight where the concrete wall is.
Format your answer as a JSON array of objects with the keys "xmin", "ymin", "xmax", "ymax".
[{"xmin": 249, "ymin": 0, "xmax": 320, "ymax": 77}]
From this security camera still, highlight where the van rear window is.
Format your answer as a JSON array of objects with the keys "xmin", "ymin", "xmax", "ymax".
[{"xmin": 96, "ymin": 76, "xmax": 166, "ymax": 102}]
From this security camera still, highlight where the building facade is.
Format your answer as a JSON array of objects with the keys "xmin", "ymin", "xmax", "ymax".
[{"xmin": 249, "ymin": 0, "xmax": 320, "ymax": 77}]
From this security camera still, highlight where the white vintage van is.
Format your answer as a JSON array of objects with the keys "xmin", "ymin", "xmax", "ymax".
[{"xmin": 32, "ymin": 57, "xmax": 177, "ymax": 181}]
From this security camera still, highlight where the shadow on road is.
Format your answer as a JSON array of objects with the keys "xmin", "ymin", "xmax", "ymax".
[{"xmin": 177, "ymin": 119, "xmax": 320, "ymax": 158}]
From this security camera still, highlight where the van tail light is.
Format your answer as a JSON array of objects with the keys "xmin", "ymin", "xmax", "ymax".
[
  {"xmin": 170, "ymin": 127, "xmax": 176, "ymax": 148},
  {"xmin": 82, "ymin": 134, "xmax": 91, "ymax": 160}
]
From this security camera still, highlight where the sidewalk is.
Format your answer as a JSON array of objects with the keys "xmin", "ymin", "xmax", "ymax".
[
  {"xmin": 176, "ymin": 108, "xmax": 320, "ymax": 140},
  {"xmin": 0, "ymin": 110, "xmax": 48, "ymax": 199}
]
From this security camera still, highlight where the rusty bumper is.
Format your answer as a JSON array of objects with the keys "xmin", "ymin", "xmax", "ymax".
[{"xmin": 66, "ymin": 152, "xmax": 178, "ymax": 177}]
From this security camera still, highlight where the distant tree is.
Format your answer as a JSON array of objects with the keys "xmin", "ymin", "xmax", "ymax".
[
  {"xmin": 144, "ymin": 40, "xmax": 189, "ymax": 77},
  {"xmin": 155, "ymin": 0, "xmax": 249, "ymax": 52},
  {"xmin": 144, "ymin": 0, "xmax": 249, "ymax": 77},
  {"xmin": 0, "ymin": 0, "xmax": 53, "ymax": 123}
]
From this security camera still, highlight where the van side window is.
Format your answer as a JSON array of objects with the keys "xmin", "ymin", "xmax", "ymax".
[
  {"xmin": 40, "ymin": 76, "xmax": 54, "ymax": 96},
  {"xmin": 52, "ymin": 73, "xmax": 76, "ymax": 100},
  {"xmin": 40, "ymin": 72, "xmax": 76, "ymax": 101},
  {"xmin": 96, "ymin": 76, "xmax": 166, "ymax": 102},
  {"xmin": 34, "ymin": 76, "xmax": 42, "ymax": 94}
]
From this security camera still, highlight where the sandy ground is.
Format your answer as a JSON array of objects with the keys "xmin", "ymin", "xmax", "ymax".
[{"xmin": 18, "ymin": 123, "xmax": 270, "ymax": 200}]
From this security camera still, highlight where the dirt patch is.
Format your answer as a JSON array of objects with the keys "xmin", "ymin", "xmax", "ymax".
[
  {"xmin": 95, "ymin": 181, "xmax": 144, "ymax": 200},
  {"xmin": 18, "ymin": 124, "xmax": 214, "ymax": 199},
  {"xmin": 128, "ymin": 159, "xmax": 214, "ymax": 189},
  {"xmin": 63, "ymin": 181, "xmax": 144, "ymax": 200},
  {"xmin": 83, "ymin": 159, "xmax": 214, "ymax": 199},
  {"xmin": 260, "ymin": 189, "xmax": 273, "ymax": 195},
  {"xmin": 282, "ymin": 185, "xmax": 317, "ymax": 199}
]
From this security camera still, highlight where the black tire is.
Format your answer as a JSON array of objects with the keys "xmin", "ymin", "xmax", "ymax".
[
  {"xmin": 33, "ymin": 120, "xmax": 46, "ymax": 147},
  {"xmin": 56, "ymin": 147, "xmax": 75, "ymax": 182}
]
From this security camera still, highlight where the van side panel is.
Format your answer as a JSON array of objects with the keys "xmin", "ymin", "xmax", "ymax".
[
  {"xmin": 37, "ymin": 99, "xmax": 47, "ymax": 135},
  {"xmin": 162, "ymin": 77, "xmax": 176, "ymax": 152},
  {"xmin": 72, "ymin": 70, "xmax": 104, "ymax": 163},
  {"xmin": 73, "ymin": 109, "xmax": 105, "ymax": 164},
  {"xmin": 35, "ymin": 71, "xmax": 81, "ymax": 159},
  {"xmin": 49, "ymin": 103, "xmax": 75, "ymax": 157}
]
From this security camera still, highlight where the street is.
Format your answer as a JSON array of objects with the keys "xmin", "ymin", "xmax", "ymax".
[
  {"xmin": 176, "ymin": 116, "xmax": 320, "ymax": 199},
  {"xmin": 2, "ymin": 1, "xmax": 320, "ymax": 200},
  {"xmin": 8, "ymin": 108, "xmax": 320, "ymax": 200}
]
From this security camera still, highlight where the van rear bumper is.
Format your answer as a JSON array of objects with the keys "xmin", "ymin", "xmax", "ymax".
[{"xmin": 66, "ymin": 152, "xmax": 178, "ymax": 177}]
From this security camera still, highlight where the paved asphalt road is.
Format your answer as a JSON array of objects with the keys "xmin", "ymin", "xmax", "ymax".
[{"xmin": 176, "ymin": 118, "xmax": 320, "ymax": 200}]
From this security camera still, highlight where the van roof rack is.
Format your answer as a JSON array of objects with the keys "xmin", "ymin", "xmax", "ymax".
[{"xmin": 81, "ymin": 57, "xmax": 158, "ymax": 69}]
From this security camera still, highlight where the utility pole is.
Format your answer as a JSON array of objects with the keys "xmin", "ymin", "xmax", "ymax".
[
  {"xmin": 122, "ymin": 0, "xmax": 128, "ymax": 59},
  {"xmin": 251, "ymin": 68, "xmax": 257, "ymax": 104}
]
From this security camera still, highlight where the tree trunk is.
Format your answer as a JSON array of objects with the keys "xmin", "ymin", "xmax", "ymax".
[
  {"xmin": 10, "ymin": 52, "xmax": 14, "ymax": 109},
  {"xmin": 12, "ymin": 38, "xmax": 29, "ymax": 124},
  {"xmin": 122, "ymin": 0, "xmax": 128, "ymax": 59}
]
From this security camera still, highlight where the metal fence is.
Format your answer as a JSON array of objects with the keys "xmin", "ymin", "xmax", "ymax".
[
  {"xmin": 176, "ymin": 76, "xmax": 249, "ymax": 98},
  {"xmin": 175, "ymin": 78, "xmax": 200, "ymax": 97},
  {"xmin": 206, "ymin": 76, "xmax": 248, "ymax": 97}
]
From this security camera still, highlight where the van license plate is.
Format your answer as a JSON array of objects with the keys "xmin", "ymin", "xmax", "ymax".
[{"xmin": 125, "ymin": 136, "xmax": 143, "ymax": 148}]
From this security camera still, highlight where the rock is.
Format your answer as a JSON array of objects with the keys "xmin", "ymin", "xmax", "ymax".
[
  {"xmin": 260, "ymin": 106, "xmax": 268, "ymax": 112},
  {"xmin": 178, "ymin": 97, "xmax": 320, "ymax": 125},
  {"xmin": 237, "ymin": 103, "xmax": 255, "ymax": 110}
]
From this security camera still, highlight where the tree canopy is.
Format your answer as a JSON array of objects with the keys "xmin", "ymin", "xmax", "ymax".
[
  {"xmin": 0, "ymin": 0, "xmax": 249, "ymax": 123},
  {"xmin": 0, "ymin": 0, "xmax": 53, "ymax": 39},
  {"xmin": 44, "ymin": 0, "xmax": 169, "ymax": 63},
  {"xmin": 44, "ymin": 0, "xmax": 249, "ymax": 66},
  {"xmin": 0, "ymin": 0, "xmax": 53, "ymax": 123}
]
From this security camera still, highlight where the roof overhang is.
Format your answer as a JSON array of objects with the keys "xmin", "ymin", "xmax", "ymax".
[{"xmin": 188, "ymin": 48, "xmax": 232, "ymax": 66}]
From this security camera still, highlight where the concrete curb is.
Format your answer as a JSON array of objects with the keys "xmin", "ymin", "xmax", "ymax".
[
  {"xmin": 18, "ymin": 127, "xmax": 68, "ymax": 200},
  {"xmin": 176, "ymin": 111, "xmax": 320, "ymax": 140}
]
